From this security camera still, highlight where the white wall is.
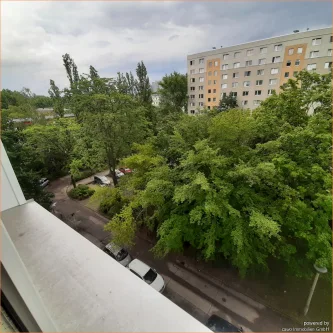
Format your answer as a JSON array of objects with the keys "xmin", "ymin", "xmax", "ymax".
[{"xmin": 1, "ymin": 141, "xmax": 26, "ymax": 212}]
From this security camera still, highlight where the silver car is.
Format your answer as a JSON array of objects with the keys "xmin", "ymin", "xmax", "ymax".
[
  {"xmin": 103, "ymin": 242, "xmax": 132, "ymax": 267},
  {"xmin": 39, "ymin": 178, "xmax": 49, "ymax": 188}
]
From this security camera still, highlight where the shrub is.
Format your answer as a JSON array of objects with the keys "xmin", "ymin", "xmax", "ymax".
[
  {"xmin": 68, "ymin": 184, "xmax": 95, "ymax": 200},
  {"xmin": 91, "ymin": 187, "xmax": 129, "ymax": 218}
]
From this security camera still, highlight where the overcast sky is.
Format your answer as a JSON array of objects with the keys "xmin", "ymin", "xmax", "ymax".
[{"xmin": 2, "ymin": 1, "xmax": 332, "ymax": 95}]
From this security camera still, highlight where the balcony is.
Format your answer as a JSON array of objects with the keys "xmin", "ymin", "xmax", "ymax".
[{"xmin": 1, "ymin": 141, "xmax": 210, "ymax": 332}]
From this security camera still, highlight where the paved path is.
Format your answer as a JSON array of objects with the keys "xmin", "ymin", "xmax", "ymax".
[{"xmin": 47, "ymin": 175, "xmax": 298, "ymax": 332}]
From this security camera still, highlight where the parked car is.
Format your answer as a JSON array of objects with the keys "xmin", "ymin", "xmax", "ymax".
[
  {"xmin": 94, "ymin": 175, "xmax": 111, "ymax": 186},
  {"xmin": 206, "ymin": 315, "xmax": 243, "ymax": 332},
  {"xmin": 103, "ymin": 242, "xmax": 132, "ymax": 267},
  {"xmin": 39, "ymin": 178, "xmax": 49, "ymax": 188},
  {"xmin": 119, "ymin": 167, "xmax": 132, "ymax": 174},
  {"xmin": 127, "ymin": 259, "xmax": 165, "ymax": 293},
  {"xmin": 115, "ymin": 169, "xmax": 125, "ymax": 178}
]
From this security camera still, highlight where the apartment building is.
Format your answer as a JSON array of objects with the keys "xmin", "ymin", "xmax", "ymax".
[{"xmin": 187, "ymin": 27, "xmax": 332, "ymax": 113}]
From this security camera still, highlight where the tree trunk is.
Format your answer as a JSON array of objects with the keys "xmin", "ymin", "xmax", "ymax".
[
  {"xmin": 71, "ymin": 174, "xmax": 77, "ymax": 188},
  {"xmin": 109, "ymin": 166, "xmax": 118, "ymax": 187}
]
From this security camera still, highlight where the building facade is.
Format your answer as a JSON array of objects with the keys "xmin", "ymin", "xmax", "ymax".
[{"xmin": 187, "ymin": 27, "xmax": 332, "ymax": 114}]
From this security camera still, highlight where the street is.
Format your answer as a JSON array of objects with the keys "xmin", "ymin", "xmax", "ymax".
[{"xmin": 48, "ymin": 174, "xmax": 297, "ymax": 332}]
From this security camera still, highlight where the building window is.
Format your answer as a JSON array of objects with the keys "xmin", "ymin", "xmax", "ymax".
[
  {"xmin": 243, "ymin": 81, "xmax": 250, "ymax": 87},
  {"xmin": 274, "ymin": 44, "xmax": 282, "ymax": 51},
  {"xmin": 208, "ymin": 71, "xmax": 212, "ymax": 76},
  {"xmin": 253, "ymin": 100, "xmax": 261, "ymax": 106},
  {"xmin": 209, "ymin": 61, "xmax": 213, "ymax": 67},
  {"xmin": 213, "ymin": 97, "xmax": 216, "ymax": 102},
  {"xmin": 244, "ymin": 71, "xmax": 251, "ymax": 77},
  {"xmin": 234, "ymin": 62, "xmax": 240, "ymax": 68},
  {"xmin": 260, "ymin": 47, "xmax": 267, "ymax": 54},
  {"xmin": 213, "ymin": 89, "xmax": 216, "ymax": 93},
  {"xmin": 222, "ymin": 64, "xmax": 229, "ymax": 70},
  {"xmin": 232, "ymin": 82, "xmax": 239, "ymax": 88},
  {"xmin": 208, "ymin": 98, "xmax": 211, "ymax": 102},
  {"xmin": 255, "ymin": 90, "xmax": 262, "ymax": 96},
  {"xmin": 268, "ymin": 89, "xmax": 275, "ymax": 95},
  {"xmin": 310, "ymin": 51, "xmax": 319, "ymax": 58},
  {"xmin": 243, "ymin": 91, "xmax": 249, "ymax": 96},
  {"xmin": 191, "ymin": 78, "xmax": 195, "ymax": 83},
  {"xmin": 190, "ymin": 110, "xmax": 195, "ymax": 114},
  {"xmin": 269, "ymin": 79, "xmax": 277, "ymax": 85},
  {"xmin": 328, "ymin": 49, "xmax": 332, "ymax": 56},
  {"xmin": 272, "ymin": 56, "xmax": 281, "ymax": 63},
  {"xmin": 190, "ymin": 87, "xmax": 195, "ymax": 91},
  {"xmin": 293, "ymin": 71, "xmax": 298, "ymax": 77},
  {"xmin": 297, "ymin": 47, "xmax": 303, "ymax": 54},
  {"xmin": 221, "ymin": 83, "xmax": 227, "ymax": 89},
  {"xmin": 207, "ymin": 106, "xmax": 211, "ymax": 110},
  {"xmin": 288, "ymin": 48, "xmax": 294, "ymax": 55},
  {"xmin": 199, "ymin": 68, "xmax": 204, "ymax": 73},
  {"xmin": 208, "ymin": 89, "xmax": 211, "ymax": 93},
  {"xmin": 222, "ymin": 92, "xmax": 227, "ymax": 98},
  {"xmin": 190, "ymin": 69, "xmax": 195, "ymax": 74},
  {"xmin": 233, "ymin": 72, "xmax": 239, "ymax": 78},
  {"xmin": 295, "ymin": 59, "xmax": 300, "ymax": 66},
  {"xmin": 190, "ymin": 94, "xmax": 195, "ymax": 99},
  {"xmin": 190, "ymin": 60, "xmax": 194, "ymax": 65},
  {"xmin": 213, "ymin": 80, "xmax": 217, "ymax": 84},
  {"xmin": 234, "ymin": 52, "xmax": 240, "ymax": 58},
  {"xmin": 242, "ymin": 100, "xmax": 248, "ymax": 106},
  {"xmin": 312, "ymin": 38, "xmax": 321, "ymax": 46},
  {"xmin": 214, "ymin": 61, "xmax": 218, "ymax": 66},
  {"xmin": 257, "ymin": 69, "xmax": 264, "ymax": 75},
  {"xmin": 199, "ymin": 58, "xmax": 204, "ymax": 64},
  {"xmin": 190, "ymin": 102, "xmax": 195, "ymax": 107},
  {"xmin": 199, "ymin": 77, "xmax": 204, "ymax": 82},
  {"xmin": 271, "ymin": 68, "xmax": 279, "ymax": 74},
  {"xmin": 256, "ymin": 80, "xmax": 263, "ymax": 86},
  {"xmin": 245, "ymin": 60, "xmax": 252, "ymax": 66},
  {"xmin": 199, "ymin": 94, "xmax": 204, "ymax": 98},
  {"xmin": 199, "ymin": 102, "xmax": 204, "ymax": 107},
  {"xmin": 258, "ymin": 58, "xmax": 266, "ymax": 65},
  {"xmin": 284, "ymin": 72, "xmax": 289, "ymax": 78},
  {"xmin": 214, "ymin": 70, "xmax": 218, "ymax": 76},
  {"xmin": 222, "ymin": 74, "xmax": 228, "ymax": 79},
  {"xmin": 330, "ymin": 36, "xmax": 333, "ymax": 43},
  {"xmin": 286, "ymin": 60, "xmax": 291, "ymax": 66},
  {"xmin": 223, "ymin": 54, "xmax": 229, "ymax": 60},
  {"xmin": 231, "ymin": 92, "xmax": 237, "ymax": 97},
  {"xmin": 324, "ymin": 62, "xmax": 332, "ymax": 69},
  {"xmin": 307, "ymin": 63, "xmax": 317, "ymax": 71},
  {"xmin": 199, "ymin": 86, "xmax": 204, "ymax": 90},
  {"xmin": 246, "ymin": 49, "xmax": 254, "ymax": 56},
  {"xmin": 208, "ymin": 80, "xmax": 212, "ymax": 85}
]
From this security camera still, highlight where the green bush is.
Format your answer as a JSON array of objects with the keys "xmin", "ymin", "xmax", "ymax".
[
  {"xmin": 68, "ymin": 184, "xmax": 95, "ymax": 200},
  {"xmin": 98, "ymin": 188, "xmax": 129, "ymax": 218}
]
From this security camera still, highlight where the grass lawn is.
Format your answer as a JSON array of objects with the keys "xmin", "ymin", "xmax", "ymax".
[{"xmin": 82, "ymin": 184, "xmax": 102, "ymax": 211}]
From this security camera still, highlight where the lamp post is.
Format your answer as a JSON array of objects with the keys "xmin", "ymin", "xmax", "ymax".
[{"xmin": 303, "ymin": 264, "xmax": 327, "ymax": 316}]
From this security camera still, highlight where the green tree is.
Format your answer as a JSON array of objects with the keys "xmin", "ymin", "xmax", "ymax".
[
  {"xmin": 158, "ymin": 72, "xmax": 188, "ymax": 111},
  {"xmin": 2, "ymin": 129, "xmax": 54, "ymax": 210},
  {"xmin": 48, "ymin": 80, "xmax": 65, "ymax": 117},
  {"xmin": 74, "ymin": 91, "xmax": 149, "ymax": 186},
  {"xmin": 217, "ymin": 92, "xmax": 238, "ymax": 112},
  {"xmin": 104, "ymin": 70, "xmax": 332, "ymax": 279},
  {"xmin": 135, "ymin": 61, "xmax": 152, "ymax": 105}
]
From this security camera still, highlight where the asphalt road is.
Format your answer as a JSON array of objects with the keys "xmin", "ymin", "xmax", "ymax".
[{"xmin": 47, "ymin": 175, "xmax": 298, "ymax": 332}]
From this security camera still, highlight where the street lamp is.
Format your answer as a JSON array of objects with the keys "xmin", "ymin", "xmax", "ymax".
[{"xmin": 303, "ymin": 264, "xmax": 327, "ymax": 316}]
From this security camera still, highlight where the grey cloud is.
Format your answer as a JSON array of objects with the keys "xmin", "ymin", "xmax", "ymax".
[
  {"xmin": 169, "ymin": 35, "xmax": 179, "ymax": 41},
  {"xmin": 2, "ymin": 1, "xmax": 332, "ymax": 95}
]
